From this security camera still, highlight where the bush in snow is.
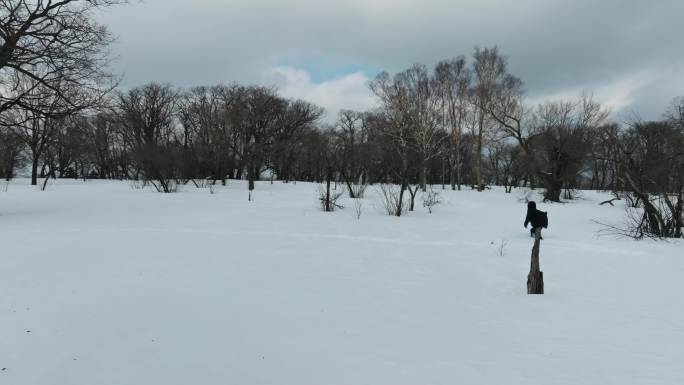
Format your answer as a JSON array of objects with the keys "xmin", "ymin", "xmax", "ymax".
[
  {"xmin": 497, "ymin": 238, "xmax": 508, "ymax": 256},
  {"xmin": 352, "ymin": 197, "xmax": 363, "ymax": 219},
  {"xmin": 149, "ymin": 178, "xmax": 179, "ymax": 194},
  {"xmin": 598, "ymin": 194, "xmax": 683, "ymax": 240},
  {"xmin": 190, "ymin": 178, "xmax": 213, "ymax": 189},
  {"xmin": 318, "ymin": 184, "xmax": 344, "ymax": 212},
  {"xmin": 130, "ymin": 179, "xmax": 147, "ymax": 190},
  {"xmin": 422, "ymin": 188, "xmax": 440, "ymax": 214},
  {"xmin": 350, "ymin": 182, "xmax": 368, "ymax": 199},
  {"xmin": 378, "ymin": 184, "xmax": 406, "ymax": 216}
]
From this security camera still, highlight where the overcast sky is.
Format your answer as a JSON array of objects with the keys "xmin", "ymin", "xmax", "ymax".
[{"xmin": 97, "ymin": 0, "xmax": 684, "ymax": 122}]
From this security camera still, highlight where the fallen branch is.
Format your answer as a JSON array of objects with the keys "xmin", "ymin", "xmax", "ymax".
[{"xmin": 599, "ymin": 197, "xmax": 621, "ymax": 206}]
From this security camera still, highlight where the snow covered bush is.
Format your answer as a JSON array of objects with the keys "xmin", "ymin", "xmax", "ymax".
[
  {"xmin": 378, "ymin": 184, "xmax": 406, "ymax": 216},
  {"xmin": 352, "ymin": 197, "xmax": 363, "ymax": 219},
  {"xmin": 422, "ymin": 188, "xmax": 440, "ymax": 214},
  {"xmin": 318, "ymin": 184, "xmax": 344, "ymax": 212},
  {"xmin": 497, "ymin": 238, "xmax": 508, "ymax": 256},
  {"xmin": 601, "ymin": 194, "xmax": 683, "ymax": 239},
  {"xmin": 350, "ymin": 182, "xmax": 368, "ymax": 199},
  {"xmin": 129, "ymin": 179, "xmax": 146, "ymax": 190},
  {"xmin": 190, "ymin": 178, "xmax": 213, "ymax": 189},
  {"xmin": 149, "ymin": 178, "xmax": 179, "ymax": 194}
]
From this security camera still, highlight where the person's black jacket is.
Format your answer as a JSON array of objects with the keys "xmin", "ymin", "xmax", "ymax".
[{"xmin": 524, "ymin": 201, "xmax": 548, "ymax": 229}]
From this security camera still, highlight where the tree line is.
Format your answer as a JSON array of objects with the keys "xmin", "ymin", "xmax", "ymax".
[{"xmin": 1, "ymin": 1, "xmax": 682, "ymax": 237}]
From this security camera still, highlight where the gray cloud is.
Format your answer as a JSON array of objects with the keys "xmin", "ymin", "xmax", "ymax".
[{"xmin": 98, "ymin": 0, "xmax": 684, "ymax": 120}]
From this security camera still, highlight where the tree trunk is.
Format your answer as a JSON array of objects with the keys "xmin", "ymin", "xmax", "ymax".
[
  {"xmin": 41, "ymin": 172, "xmax": 51, "ymax": 191},
  {"xmin": 396, "ymin": 179, "xmax": 407, "ymax": 217},
  {"xmin": 475, "ymin": 142, "xmax": 483, "ymax": 190},
  {"xmin": 527, "ymin": 228, "xmax": 544, "ymax": 294},
  {"xmin": 340, "ymin": 169, "xmax": 356, "ymax": 198},
  {"xmin": 543, "ymin": 179, "xmax": 563, "ymax": 202},
  {"xmin": 456, "ymin": 144, "xmax": 463, "ymax": 191},
  {"xmin": 475, "ymin": 114, "xmax": 484, "ymax": 191},
  {"xmin": 450, "ymin": 158, "xmax": 456, "ymax": 191},
  {"xmin": 674, "ymin": 186, "xmax": 683, "ymax": 238},
  {"xmin": 248, "ymin": 166, "xmax": 256, "ymax": 192},
  {"xmin": 441, "ymin": 159, "xmax": 445, "ymax": 190},
  {"xmin": 420, "ymin": 159, "xmax": 427, "ymax": 192},
  {"xmin": 5, "ymin": 158, "xmax": 14, "ymax": 181},
  {"xmin": 325, "ymin": 168, "xmax": 332, "ymax": 212},
  {"xmin": 31, "ymin": 158, "xmax": 39, "ymax": 186},
  {"xmin": 408, "ymin": 185, "xmax": 419, "ymax": 211}
]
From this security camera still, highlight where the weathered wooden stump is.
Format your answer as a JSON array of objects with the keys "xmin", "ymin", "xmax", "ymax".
[{"xmin": 527, "ymin": 228, "xmax": 544, "ymax": 294}]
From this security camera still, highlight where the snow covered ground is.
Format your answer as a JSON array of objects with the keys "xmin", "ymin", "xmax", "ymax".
[{"xmin": 1, "ymin": 179, "xmax": 682, "ymax": 385}]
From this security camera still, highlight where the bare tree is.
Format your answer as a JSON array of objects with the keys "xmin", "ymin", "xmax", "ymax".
[
  {"xmin": 369, "ymin": 64, "xmax": 448, "ymax": 215},
  {"xmin": 470, "ymin": 46, "xmax": 508, "ymax": 191},
  {"xmin": 271, "ymin": 99, "xmax": 324, "ymax": 183},
  {"xmin": 532, "ymin": 98, "xmax": 606, "ymax": 201},
  {"xmin": 488, "ymin": 141, "xmax": 522, "ymax": 193},
  {"xmin": 51, "ymin": 115, "xmax": 90, "ymax": 179},
  {"xmin": 0, "ymin": 125, "xmax": 25, "ymax": 180},
  {"xmin": 315, "ymin": 127, "xmax": 343, "ymax": 212},
  {"xmin": 227, "ymin": 86, "xmax": 282, "ymax": 199},
  {"xmin": 117, "ymin": 83, "xmax": 182, "ymax": 193},
  {"xmin": 1, "ymin": 75, "xmax": 92, "ymax": 185},
  {"xmin": 179, "ymin": 85, "xmax": 240, "ymax": 185},
  {"xmin": 589, "ymin": 123, "xmax": 622, "ymax": 191},
  {"xmin": 369, "ymin": 72, "xmax": 414, "ymax": 216},
  {"xmin": 434, "ymin": 56, "xmax": 471, "ymax": 190},
  {"xmin": 75, "ymin": 112, "xmax": 129, "ymax": 179},
  {"xmin": 402, "ymin": 64, "xmax": 445, "ymax": 192},
  {"xmin": 334, "ymin": 110, "xmax": 369, "ymax": 197},
  {"xmin": 487, "ymin": 72, "xmax": 608, "ymax": 202},
  {"xmin": 0, "ymin": 0, "xmax": 122, "ymax": 115},
  {"xmin": 617, "ymin": 119, "xmax": 683, "ymax": 238}
]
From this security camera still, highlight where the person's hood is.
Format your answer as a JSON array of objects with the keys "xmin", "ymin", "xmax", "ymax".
[{"xmin": 528, "ymin": 201, "xmax": 536, "ymax": 211}]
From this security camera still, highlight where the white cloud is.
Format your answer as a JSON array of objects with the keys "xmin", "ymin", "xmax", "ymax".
[
  {"xmin": 100, "ymin": 0, "xmax": 684, "ymax": 120},
  {"xmin": 263, "ymin": 64, "xmax": 684, "ymax": 125},
  {"xmin": 526, "ymin": 64, "xmax": 684, "ymax": 119},
  {"xmin": 262, "ymin": 66, "xmax": 378, "ymax": 123},
  {"xmin": 527, "ymin": 70, "xmax": 658, "ymax": 115}
]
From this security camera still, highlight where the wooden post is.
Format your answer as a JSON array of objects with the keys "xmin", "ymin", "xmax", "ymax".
[{"xmin": 527, "ymin": 228, "xmax": 544, "ymax": 294}]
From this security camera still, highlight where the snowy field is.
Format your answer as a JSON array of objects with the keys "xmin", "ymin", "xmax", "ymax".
[{"xmin": 1, "ymin": 179, "xmax": 683, "ymax": 385}]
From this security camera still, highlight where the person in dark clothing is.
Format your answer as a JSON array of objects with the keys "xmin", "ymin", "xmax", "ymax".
[{"xmin": 524, "ymin": 201, "xmax": 548, "ymax": 239}]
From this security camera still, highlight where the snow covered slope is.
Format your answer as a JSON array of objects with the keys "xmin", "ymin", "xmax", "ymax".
[{"xmin": 1, "ymin": 179, "xmax": 682, "ymax": 385}]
